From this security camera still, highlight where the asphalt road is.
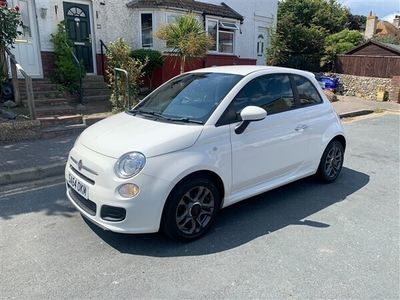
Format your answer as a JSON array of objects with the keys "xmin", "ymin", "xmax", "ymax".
[{"xmin": 1, "ymin": 113, "xmax": 399, "ymax": 299}]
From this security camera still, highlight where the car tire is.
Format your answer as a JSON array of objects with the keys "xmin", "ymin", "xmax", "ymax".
[
  {"xmin": 317, "ymin": 140, "xmax": 344, "ymax": 183},
  {"xmin": 161, "ymin": 176, "xmax": 221, "ymax": 242}
]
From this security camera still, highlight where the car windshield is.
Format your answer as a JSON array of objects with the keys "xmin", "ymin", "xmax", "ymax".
[{"xmin": 131, "ymin": 72, "xmax": 243, "ymax": 124}]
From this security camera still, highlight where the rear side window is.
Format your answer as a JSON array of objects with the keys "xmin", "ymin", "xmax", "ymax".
[
  {"xmin": 293, "ymin": 75, "xmax": 322, "ymax": 106},
  {"xmin": 220, "ymin": 74, "xmax": 295, "ymax": 124}
]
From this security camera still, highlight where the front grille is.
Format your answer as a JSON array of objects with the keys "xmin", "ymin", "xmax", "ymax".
[
  {"xmin": 70, "ymin": 165, "xmax": 95, "ymax": 185},
  {"xmin": 68, "ymin": 185, "xmax": 97, "ymax": 216},
  {"xmin": 101, "ymin": 205, "xmax": 126, "ymax": 222}
]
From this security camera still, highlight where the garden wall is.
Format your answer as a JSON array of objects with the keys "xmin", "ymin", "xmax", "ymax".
[{"xmin": 325, "ymin": 73, "xmax": 392, "ymax": 100}]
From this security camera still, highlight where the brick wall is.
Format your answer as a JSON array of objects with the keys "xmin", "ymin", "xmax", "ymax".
[
  {"xmin": 41, "ymin": 52, "xmax": 55, "ymax": 78},
  {"xmin": 390, "ymin": 76, "xmax": 400, "ymax": 103}
]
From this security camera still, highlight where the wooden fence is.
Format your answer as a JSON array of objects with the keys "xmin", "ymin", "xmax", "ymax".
[{"xmin": 335, "ymin": 55, "xmax": 400, "ymax": 78}]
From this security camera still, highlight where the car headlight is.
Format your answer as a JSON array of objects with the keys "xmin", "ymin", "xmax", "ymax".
[{"xmin": 114, "ymin": 152, "xmax": 146, "ymax": 179}]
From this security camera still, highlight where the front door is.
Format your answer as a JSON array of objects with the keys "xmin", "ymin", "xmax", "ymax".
[
  {"xmin": 63, "ymin": 2, "xmax": 93, "ymax": 73},
  {"xmin": 256, "ymin": 27, "xmax": 267, "ymax": 65},
  {"xmin": 10, "ymin": 0, "xmax": 42, "ymax": 77}
]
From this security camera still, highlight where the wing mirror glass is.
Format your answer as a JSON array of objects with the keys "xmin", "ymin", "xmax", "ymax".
[{"xmin": 235, "ymin": 106, "xmax": 267, "ymax": 134}]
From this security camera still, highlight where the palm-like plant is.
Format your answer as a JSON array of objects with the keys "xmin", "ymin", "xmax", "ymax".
[{"xmin": 156, "ymin": 14, "xmax": 214, "ymax": 73}]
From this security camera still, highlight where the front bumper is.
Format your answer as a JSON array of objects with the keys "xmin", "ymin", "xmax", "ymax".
[{"xmin": 65, "ymin": 142, "xmax": 172, "ymax": 234}]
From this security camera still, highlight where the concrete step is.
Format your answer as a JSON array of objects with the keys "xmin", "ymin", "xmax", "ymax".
[
  {"xmin": 35, "ymin": 105, "xmax": 76, "ymax": 117},
  {"xmin": 20, "ymin": 90, "xmax": 67, "ymax": 100},
  {"xmin": 83, "ymin": 95, "xmax": 111, "ymax": 102},
  {"xmin": 82, "ymin": 81, "xmax": 109, "ymax": 89},
  {"xmin": 23, "ymin": 98, "xmax": 70, "ymax": 107},
  {"xmin": 19, "ymin": 83, "xmax": 60, "ymax": 92},
  {"xmin": 83, "ymin": 88, "xmax": 111, "ymax": 97},
  {"xmin": 38, "ymin": 114, "xmax": 83, "ymax": 127},
  {"xmin": 83, "ymin": 75, "xmax": 106, "ymax": 82}
]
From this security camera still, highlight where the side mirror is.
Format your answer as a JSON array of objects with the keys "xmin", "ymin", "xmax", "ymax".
[{"xmin": 235, "ymin": 106, "xmax": 267, "ymax": 134}]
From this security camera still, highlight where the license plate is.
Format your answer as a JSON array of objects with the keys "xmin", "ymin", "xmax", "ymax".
[{"xmin": 68, "ymin": 172, "xmax": 89, "ymax": 199}]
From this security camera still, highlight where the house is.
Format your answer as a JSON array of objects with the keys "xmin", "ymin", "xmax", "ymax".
[
  {"xmin": 335, "ymin": 40, "xmax": 400, "ymax": 78},
  {"xmin": 364, "ymin": 12, "xmax": 400, "ymax": 40},
  {"xmin": 8, "ymin": 0, "xmax": 278, "ymax": 81}
]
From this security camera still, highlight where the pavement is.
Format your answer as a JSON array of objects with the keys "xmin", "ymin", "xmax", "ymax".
[
  {"xmin": 0, "ymin": 97, "xmax": 399, "ymax": 186},
  {"xmin": 0, "ymin": 113, "xmax": 399, "ymax": 298}
]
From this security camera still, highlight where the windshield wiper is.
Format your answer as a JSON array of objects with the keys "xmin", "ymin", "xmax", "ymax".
[
  {"xmin": 131, "ymin": 109, "xmax": 203, "ymax": 124},
  {"xmin": 165, "ymin": 117, "xmax": 204, "ymax": 124}
]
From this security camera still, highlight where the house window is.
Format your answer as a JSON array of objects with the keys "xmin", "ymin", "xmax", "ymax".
[
  {"xmin": 257, "ymin": 34, "xmax": 264, "ymax": 57},
  {"xmin": 141, "ymin": 13, "xmax": 153, "ymax": 48},
  {"xmin": 19, "ymin": 0, "xmax": 32, "ymax": 37},
  {"xmin": 207, "ymin": 20, "xmax": 218, "ymax": 51},
  {"xmin": 206, "ymin": 19, "xmax": 238, "ymax": 54}
]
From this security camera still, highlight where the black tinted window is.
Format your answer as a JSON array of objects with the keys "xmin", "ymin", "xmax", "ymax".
[
  {"xmin": 222, "ymin": 74, "xmax": 295, "ymax": 123},
  {"xmin": 293, "ymin": 75, "xmax": 322, "ymax": 106}
]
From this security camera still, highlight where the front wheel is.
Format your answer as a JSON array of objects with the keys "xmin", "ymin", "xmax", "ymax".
[
  {"xmin": 317, "ymin": 140, "xmax": 344, "ymax": 183},
  {"xmin": 161, "ymin": 177, "xmax": 221, "ymax": 242}
]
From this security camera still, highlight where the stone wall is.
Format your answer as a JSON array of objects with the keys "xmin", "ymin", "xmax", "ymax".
[
  {"xmin": 390, "ymin": 76, "xmax": 400, "ymax": 103},
  {"xmin": 325, "ymin": 73, "xmax": 392, "ymax": 100}
]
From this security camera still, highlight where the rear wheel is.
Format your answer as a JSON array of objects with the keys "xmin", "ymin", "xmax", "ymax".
[
  {"xmin": 161, "ymin": 177, "xmax": 221, "ymax": 242},
  {"xmin": 317, "ymin": 140, "xmax": 344, "ymax": 183}
]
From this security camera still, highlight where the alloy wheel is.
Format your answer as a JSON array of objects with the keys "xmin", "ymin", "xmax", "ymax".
[{"xmin": 175, "ymin": 186, "xmax": 215, "ymax": 235}]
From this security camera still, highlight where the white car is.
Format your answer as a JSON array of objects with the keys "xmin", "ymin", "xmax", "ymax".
[{"xmin": 66, "ymin": 66, "xmax": 345, "ymax": 241}]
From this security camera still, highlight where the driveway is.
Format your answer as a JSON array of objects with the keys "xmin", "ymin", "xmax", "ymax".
[{"xmin": 1, "ymin": 113, "xmax": 399, "ymax": 299}]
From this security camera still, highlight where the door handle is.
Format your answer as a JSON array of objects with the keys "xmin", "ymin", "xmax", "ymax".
[{"xmin": 295, "ymin": 124, "xmax": 308, "ymax": 131}]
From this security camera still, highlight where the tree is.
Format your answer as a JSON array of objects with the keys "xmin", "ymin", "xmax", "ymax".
[
  {"xmin": 266, "ymin": 0, "xmax": 349, "ymax": 71},
  {"xmin": 373, "ymin": 35, "xmax": 400, "ymax": 45},
  {"xmin": 346, "ymin": 14, "xmax": 367, "ymax": 31},
  {"xmin": 155, "ymin": 14, "xmax": 214, "ymax": 73},
  {"xmin": 0, "ymin": 3, "xmax": 21, "ymax": 84},
  {"xmin": 322, "ymin": 28, "xmax": 364, "ymax": 68}
]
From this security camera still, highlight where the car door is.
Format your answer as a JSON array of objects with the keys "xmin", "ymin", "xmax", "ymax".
[
  {"xmin": 291, "ymin": 75, "xmax": 334, "ymax": 165},
  {"xmin": 222, "ymin": 74, "xmax": 310, "ymax": 193}
]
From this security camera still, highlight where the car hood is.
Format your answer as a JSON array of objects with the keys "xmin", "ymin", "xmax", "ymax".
[{"xmin": 78, "ymin": 112, "xmax": 203, "ymax": 158}]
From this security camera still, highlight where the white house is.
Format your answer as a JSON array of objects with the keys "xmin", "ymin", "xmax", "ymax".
[{"xmin": 8, "ymin": 0, "xmax": 278, "ymax": 81}]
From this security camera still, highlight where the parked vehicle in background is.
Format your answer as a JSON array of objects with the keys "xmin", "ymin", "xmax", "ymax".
[{"xmin": 65, "ymin": 66, "xmax": 346, "ymax": 241}]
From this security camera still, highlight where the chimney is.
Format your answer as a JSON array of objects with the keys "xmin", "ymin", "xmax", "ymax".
[
  {"xmin": 394, "ymin": 15, "xmax": 400, "ymax": 28},
  {"xmin": 364, "ymin": 11, "xmax": 378, "ymax": 39}
]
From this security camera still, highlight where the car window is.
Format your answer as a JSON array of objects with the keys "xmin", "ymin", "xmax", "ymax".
[
  {"xmin": 133, "ymin": 73, "xmax": 242, "ymax": 123},
  {"xmin": 293, "ymin": 75, "xmax": 322, "ymax": 106},
  {"xmin": 220, "ymin": 74, "xmax": 295, "ymax": 124}
]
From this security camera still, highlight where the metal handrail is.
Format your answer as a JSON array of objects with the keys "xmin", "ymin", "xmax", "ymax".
[
  {"xmin": 100, "ymin": 39, "xmax": 108, "ymax": 79},
  {"xmin": 64, "ymin": 41, "xmax": 83, "ymax": 104},
  {"xmin": 4, "ymin": 47, "xmax": 36, "ymax": 120},
  {"xmin": 113, "ymin": 68, "xmax": 130, "ymax": 110}
]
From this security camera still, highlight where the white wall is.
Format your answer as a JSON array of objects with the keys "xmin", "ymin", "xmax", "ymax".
[
  {"xmin": 33, "ymin": 0, "xmax": 277, "ymax": 61},
  {"xmin": 34, "ymin": 0, "xmax": 135, "ymax": 53},
  {"xmin": 202, "ymin": 0, "xmax": 278, "ymax": 62}
]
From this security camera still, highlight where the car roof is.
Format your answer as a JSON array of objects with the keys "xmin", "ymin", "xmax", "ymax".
[{"xmin": 188, "ymin": 65, "xmax": 315, "ymax": 78}]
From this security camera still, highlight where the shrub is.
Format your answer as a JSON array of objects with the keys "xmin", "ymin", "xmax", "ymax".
[
  {"xmin": 130, "ymin": 49, "xmax": 163, "ymax": 90},
  {"xmin": 106, "ymin": 38, "xmax": 146, "ymax": 112},
  {"xmin": 0, "ymin": 3, "xmax": 22, "ymax": 84},
  {"xmin": 50, "ymin": 22, "xmax": 85, "ymax": 93}
]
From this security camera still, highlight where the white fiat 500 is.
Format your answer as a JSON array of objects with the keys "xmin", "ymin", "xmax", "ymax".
[{"xmin": 66, "ymin": 66, "xmax": 345, "ymax": 241}]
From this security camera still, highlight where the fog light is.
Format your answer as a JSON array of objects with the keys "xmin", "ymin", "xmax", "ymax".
[{"xmin": 118, "ymin": 183, "xmax": 140, "ymax": 198}]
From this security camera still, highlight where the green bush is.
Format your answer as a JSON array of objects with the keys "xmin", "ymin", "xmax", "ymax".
[
  {"xmin": 50, "ymin": 22, "xmax": 85, "ymax": 93},
  {"xmin": 106, "ymin": 38, "xmax": 146, "ymax": 112},
  {"xmin": 130, "ymin": 49, "xmax": 163, "ymax": 90},
  {"xmin": 322, "ymin": 29, "xmax": 364, "ymax": 68},
  {"xmin": 130, "ymin": 49, "xmax": 163, "ymax": 76},
  {"xmin": 0, "ymin": 4, "xmax": 22, "ymax": 84}
]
